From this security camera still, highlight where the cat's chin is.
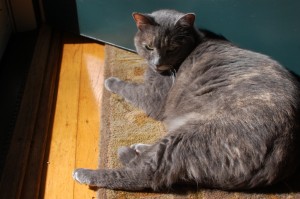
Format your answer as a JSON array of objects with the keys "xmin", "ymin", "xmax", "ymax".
[{"xmin": 155, "ymin": 69, "xmax": 174, "ymax": 76}]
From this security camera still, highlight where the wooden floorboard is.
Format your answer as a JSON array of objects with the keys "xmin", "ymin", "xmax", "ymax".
[
  {"xmin": 74, "ymin": 42, "xmax": 104, "ymax": 198},
  {"xmin": 41, "ymin": 36, "xmax": 104, "ymax": 199},
  {"xmin": 42, "ymin": 37, "xmax": 82, "ymax": 199}
]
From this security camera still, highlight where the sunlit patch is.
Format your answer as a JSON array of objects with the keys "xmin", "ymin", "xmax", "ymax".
[{"xmin": 83, "ymin": 53, "xmax": 105, "ymax": 105}]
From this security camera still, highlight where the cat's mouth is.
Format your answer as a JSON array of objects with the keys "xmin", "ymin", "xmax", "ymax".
[{"xmin": 155, "ymin": 65, "xmax": 173, "ymax": 73}]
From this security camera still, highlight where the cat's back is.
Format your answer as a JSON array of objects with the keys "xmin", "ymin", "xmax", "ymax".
[
  {"xmin": 164, "ymin": 38, "xmax": 300, "ymax": 130},
  {"xmin": 180, "ymin": 38, "xmax": 293, "ymax": 86}
]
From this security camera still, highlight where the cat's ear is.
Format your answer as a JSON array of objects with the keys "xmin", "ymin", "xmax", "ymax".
[
  {"xmin": 132, "ymin": 12, "xmax": 155, "ymax": 31},
  {"xmin": 175, "ymin": 13, "xmax": 195, "ymax": 27}
]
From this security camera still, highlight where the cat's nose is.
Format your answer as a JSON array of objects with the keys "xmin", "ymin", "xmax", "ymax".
[{"xmin": 153, "ymin": 58, "xmax": 163, "ymax": 67}]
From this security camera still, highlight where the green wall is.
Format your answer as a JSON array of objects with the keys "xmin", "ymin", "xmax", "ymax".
[{"xmin": 45, "ymin": 0, "xmax": 300, "ymax": 74}]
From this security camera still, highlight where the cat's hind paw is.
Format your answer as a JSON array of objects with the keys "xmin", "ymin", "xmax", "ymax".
[
  {"xmin": 118, "ymin": 146, "xmax": 137, "ymax": 166},
  {"xmin": 130, "ymin": 143, "xmax": 152, "ymax": 154}
]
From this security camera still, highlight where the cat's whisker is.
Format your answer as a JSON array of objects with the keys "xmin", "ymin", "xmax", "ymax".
[{"xmin": 170, "ymin": 67, "xmax": 177, "ymax": 86}]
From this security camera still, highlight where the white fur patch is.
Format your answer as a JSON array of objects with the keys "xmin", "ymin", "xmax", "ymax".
[{"xmin": 164, "ymin": 112, "xmax": 203, "ymax": 132}]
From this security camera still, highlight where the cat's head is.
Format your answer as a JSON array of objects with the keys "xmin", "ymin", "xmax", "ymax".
[{"xmin": 132, "ymin": 10, "xmax": 200, "ymax": 73}]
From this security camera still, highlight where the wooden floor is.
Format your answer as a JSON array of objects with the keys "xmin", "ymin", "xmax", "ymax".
[
  {"xmin": 41, "ymin": 39, "xmax": 105, "ymax": 198},
  {"xmin": 0, "ymin": 27, "xmax": 106, "ymax": 198}
]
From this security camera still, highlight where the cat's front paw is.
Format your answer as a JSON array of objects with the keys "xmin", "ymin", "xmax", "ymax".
[
  {"xmin": 73, "ymin": 168, "xmax": 95, "ymax": 185},
  {"xmin": 104, "ymin": 77, "xmax": 121, "ymax": 93}
]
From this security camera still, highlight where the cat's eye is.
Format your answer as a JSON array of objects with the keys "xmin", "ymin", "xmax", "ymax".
[
  {"xmin": 145, "ymin": 44, "xmax": 154, "ymax": 51},
  {"xmin": 167, "ymin": 46, "xmax": 179, "ymax": 53}
]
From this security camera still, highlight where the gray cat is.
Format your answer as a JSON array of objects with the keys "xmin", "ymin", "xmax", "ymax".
[{"xmin": 73, "ymin": 9, "xmax": 300, "ymax": 191}]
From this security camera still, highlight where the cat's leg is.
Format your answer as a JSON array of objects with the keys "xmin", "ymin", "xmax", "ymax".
[
  {"xmin": 105, "ymin": 77, "xmax": 167, "ymax": 119},
  {"xmin": 73, "ymin": 168, "xmax": 151, "ymax": 191},
  {"xmin": 73, "ymin": 138, "xmax": 174, "ymax": 191}
]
